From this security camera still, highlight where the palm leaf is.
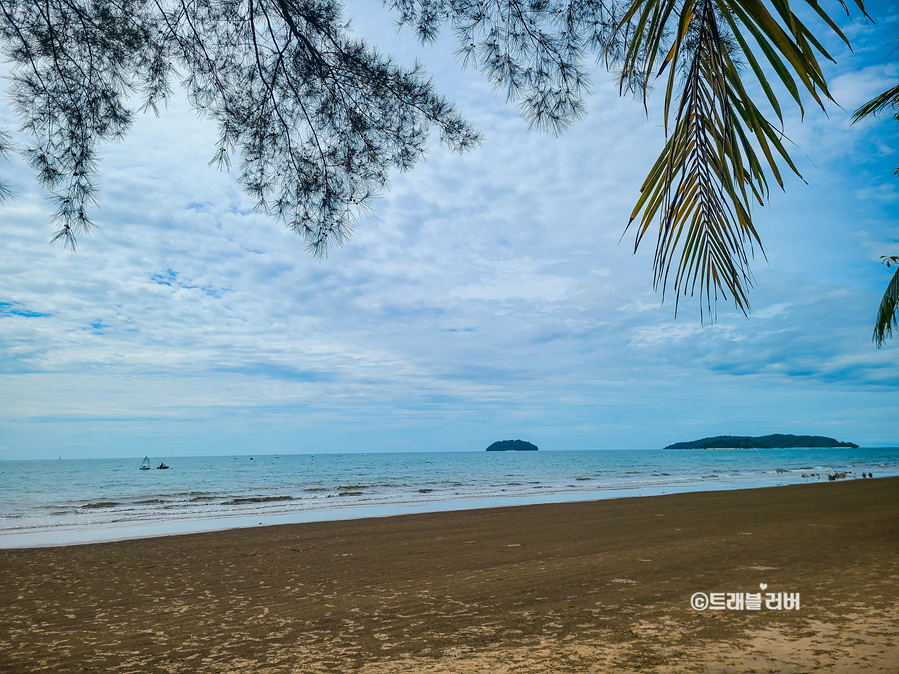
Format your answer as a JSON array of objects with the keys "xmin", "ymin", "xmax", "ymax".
[
  {"xmin": 873, "ymin": 265, "xmax": 899, "ymax": 346},
  {"xmin": 851, "ymin": 84, "xmax": 899, "ymax": 123},
  {"xmin": 617, "ymin": 0, "xmax": 862, "ymax": 318},
  {"xmin": 852, "ymin": 82, "xmax": 899, "ymax": 345},
  {"xmin": 625, "ymin": 0, "xmax": 767, "ymax": 320}
]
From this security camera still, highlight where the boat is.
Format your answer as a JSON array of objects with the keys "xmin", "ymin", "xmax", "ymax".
[
  {"xmin": 157, "ymin": 462, "xmax": 169, "ymax": 470},
  {"xmin": 140, "ymin": 456, "xmax": 151, "ymax": 470}
]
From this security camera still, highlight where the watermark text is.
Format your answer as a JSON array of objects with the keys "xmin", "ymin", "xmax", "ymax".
[{"xmin": 690, "ymin": 584, "xmax": 799, "ymax": 611}]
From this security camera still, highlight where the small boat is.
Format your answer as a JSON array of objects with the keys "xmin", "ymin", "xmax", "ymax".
[
  {"xmin": 157, "ymin": 462, "xmax": 169, "ymax": 470},
  {"xmin": 140, "ymin": 457, "xmax": 151, "ymax": 470}
]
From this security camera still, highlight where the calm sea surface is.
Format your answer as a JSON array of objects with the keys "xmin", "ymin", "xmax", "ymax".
[{"xmin": 2, "ymin": 448, "xmax": 898, "ymax": 548}]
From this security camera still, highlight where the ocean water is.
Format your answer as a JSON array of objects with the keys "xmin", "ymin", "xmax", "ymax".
[{"xmin": 2, "ymin": 448, "xmax": 898, "ymax": 548}]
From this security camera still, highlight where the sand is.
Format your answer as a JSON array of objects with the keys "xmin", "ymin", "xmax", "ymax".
[{"xmin": 1, "ymin": 477, "xmax": 897, "ymax": 673}]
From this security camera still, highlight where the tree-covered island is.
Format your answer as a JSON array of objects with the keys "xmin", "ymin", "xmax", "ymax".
[
  {"xmin": 665, "ymin": 435, "xmax": 859, "ymax": 449},
  {"xmin": 486, "ymin": 440, "xmax": 538, "ymax": 452}
]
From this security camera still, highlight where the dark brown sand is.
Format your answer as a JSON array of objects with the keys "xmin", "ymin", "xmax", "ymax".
[{"xmin": 1, "ymin": 478, "xmax": 897, "ymax": 673}]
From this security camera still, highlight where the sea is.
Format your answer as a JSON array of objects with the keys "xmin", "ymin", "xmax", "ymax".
[{"xmin": 2, "ymin": 447, "xmax": 898, "ymax": 548}]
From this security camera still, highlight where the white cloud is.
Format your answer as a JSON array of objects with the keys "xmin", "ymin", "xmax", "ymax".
[{"xmin": 1, "ymin": 2, "xmax": 898, "ymax": 458}]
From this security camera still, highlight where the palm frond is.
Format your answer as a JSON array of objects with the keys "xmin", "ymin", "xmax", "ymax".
[
  {"xmin": 617, "ymin": 0, "xmax": 861, "ymax": 318},
  {"xmin": 851, "ymin": 84, "xmax": 899, "ymax": 123},
  {"xmin": 625, "ymin": 0, "xmax": 763, "ymax": 319},
  {"xmin": 873, "ymin": 264, "xmax": 899, "ymax": 347}
]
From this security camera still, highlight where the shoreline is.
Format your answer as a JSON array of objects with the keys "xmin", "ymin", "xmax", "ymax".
[
  {"xmin": 2, "ymin": 477, "xmax": 897, "ymax": 672},
  {"xmin": 1, "ymin": 473, "xmax": 881, "ymax": 550},
  {"xmin": 4, "ymin": 447, "xmax": 897, "ymax": 551}
]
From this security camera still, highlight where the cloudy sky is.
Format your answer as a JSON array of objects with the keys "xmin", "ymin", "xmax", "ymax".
[{"xmin": 1, "ymin": 1, "xmax": 897, "ymax": 459}]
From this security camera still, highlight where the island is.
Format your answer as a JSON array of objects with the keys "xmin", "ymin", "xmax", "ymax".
[
  {"xmin": 486, "ymin": 440, "xmax": 538, "ymax": 451},
  {"xmin": 665, "ymin": 434, "xmax": 858, "ymax": 449}
]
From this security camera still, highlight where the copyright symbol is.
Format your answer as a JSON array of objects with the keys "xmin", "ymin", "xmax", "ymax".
[{"xmin": 690, "ymin": 592, "xmax": 709, "ymax": 611}]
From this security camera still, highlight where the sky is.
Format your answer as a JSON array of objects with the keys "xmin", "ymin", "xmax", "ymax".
[{"xmin": 1, "ymin": 1, "xmax": 898, "ymax": 460}]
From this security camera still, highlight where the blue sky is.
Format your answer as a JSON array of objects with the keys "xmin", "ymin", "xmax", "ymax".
[{"xmin": 1, "ymin": 1, "xmax": 897, "ymax": 459}]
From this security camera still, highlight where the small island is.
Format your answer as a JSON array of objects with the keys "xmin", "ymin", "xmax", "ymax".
[
  {"xmin": 486, "ymin": 440, "xmax": 538, "ymax": 452},
  {"xmin": 665, "ymin": 434, "xmax": 858, "ymax": 449}
]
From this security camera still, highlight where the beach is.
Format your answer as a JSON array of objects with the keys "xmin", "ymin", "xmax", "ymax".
[{"xmin": 1, "ymin": 477, "xmax": 897, "ymax": 673}]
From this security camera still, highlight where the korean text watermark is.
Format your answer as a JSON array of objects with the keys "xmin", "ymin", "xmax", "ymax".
[{"xmin": 690, "ymin": 584, "xmax": 799, "ymax": 611}]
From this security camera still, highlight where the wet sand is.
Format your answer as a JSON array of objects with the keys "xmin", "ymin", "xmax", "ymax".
[{"xmin": 1, "ymin": 477, "xmax": 897, "ymax": 673}]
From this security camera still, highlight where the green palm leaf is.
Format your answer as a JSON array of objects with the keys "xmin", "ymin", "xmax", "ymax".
[
  {"xmin": 850, "ymin": 84, "xmax": 899, "ymax": 122},
  {"xmin": 873, "ymin": 264, "xmax": 899, "ymax": 347},
  {"xmin": 851, "ymin": 66, "xmax": 898, "ymax": 345},
  {"xmin": 618, "ymin": 0, "xmax": 864, "ymax": 318}
]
